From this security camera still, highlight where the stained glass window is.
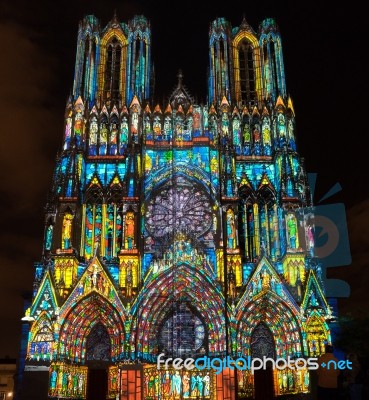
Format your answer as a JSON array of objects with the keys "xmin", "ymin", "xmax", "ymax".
[
  {"xmin": 159, "ymin": 303, "xmax": 206, "ymax": 358},
  {"xmin": 145, "ymin": 177, "xmax": 212, "ymax": 239}
]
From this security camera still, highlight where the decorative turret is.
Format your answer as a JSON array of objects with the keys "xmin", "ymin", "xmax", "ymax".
[
  {"xmin": 209, "ymin": 18, "xmax": 232, "ymax": 106},
  {"xmin": 72, "ymin": 13, "xmax": 152, "ymax": 108},
  {"xmin": 127, "ymin": 15, "xmax": 151, "ymax": 104},
  {"xmin": 209, "ymin": 16, "xmax": 287, "ymax": 108},
  {"xmin": 73, "ymin": 15, "xmax": 99, "ymax": 104},
  {"xmin": 169, "ymin": 70, "xmax": 193, "ymax": 112}
]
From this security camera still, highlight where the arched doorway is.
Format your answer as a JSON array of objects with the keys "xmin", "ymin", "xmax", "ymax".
[
  {"xmin": 132, "ymin": 263, "xmax": 226, "ymax": 360},
  {"xmin": 57, "ymin": 293, "xmax": 126, "ymax": 400},
  {"xmin": 86, "ymin": 323, "xmax": 111, "ymax": 400},
  {"xmin": 251, "ymin": 323, "xmax": 275, "ymax": 400}
]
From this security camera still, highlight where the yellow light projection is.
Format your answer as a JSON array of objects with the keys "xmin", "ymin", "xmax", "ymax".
[
  {"xmin": 282, "ymin": 255, "xmax": 306, "ymax": 287},
  {"xmin": 119, "ymin": 252, "xmax": 140, "ymax": 297},
  {"xmin": 54, "ymin": 257, "xmax": 78, "ymax": 295},
  {"xmin": 232, "ymin": 31, "xmax": 262, "ymax": 104},
  {"xmin": 61, "ymin": 212, "xmax": 74, "ymax": 250},
  {"xmin": 304, "ymin": 312, "xmax": 331, "ymax": 357},
  {"xmin": 98, "ymin": 28, "xmax": 128, "ymax": 104}
]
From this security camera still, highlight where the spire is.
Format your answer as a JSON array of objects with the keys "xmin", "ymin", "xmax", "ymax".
[
  {"xmin": 252, "ymin": 106, "xmax": 260, "ymax": 116},
  {"xmin": 220, "ymin": 96, "xmax": 230, "ymax": 108},
  {"xmin": 232, "ymin": 106, "xmax": 240, "ymax": 116},
  {"xmin": 74, "ymin": 96, "xmax": 84, "ymax": 111},
  {"xmin": 112, "ymin": 9, "xmax": 119, "ymax": 26},
  {"xmin": 209, "ymin": 104, "xmax": 217, "ymax": 115},
  {"xmin": 287, "ymin": 96, "xmax": 295, "ymax": 115},
  {"xmin": 262, "ymin": 106, "xmax": 269, "ymax": 117},
  {"xmin": 154, "ymin": 104, "xmax": 162, "ymax": 114},
  {"xmin": 164, "ymin": 103, "xmax": 172, "ymax": 114},
  {"xmin": 275, "ymin": 95, "xmax": 286, "ymax": 109},
  {"xmin": 129, "ymin": 95, "xmax": 141, "ymax": 109},
  {"xmin": 239, "ymin": 16, "xmax": 256, "ymax": 34},
  {"xmin": 169, "ymin": 70, "xmax": 193, "ymax": 112},
  {"xmin": 242, "ymin": 106, "xmax": 249, "ymax": 116},
  {"xmin": 177, "ymin": 69, "xmax": 183, "ymax": 88},
  {"xmin": 111, "ymin": 104, "xmax": 119, "ymax": 116}
]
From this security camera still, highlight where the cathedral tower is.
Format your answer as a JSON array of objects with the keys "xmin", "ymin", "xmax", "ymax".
[{"xmin": 20, "ymin": 13, "xmax": 333, "ymax": 400}]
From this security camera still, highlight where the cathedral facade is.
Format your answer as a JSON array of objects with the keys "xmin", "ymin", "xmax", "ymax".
[{"xmin": 21, "ymin": 13, "xmax": 333, "ymax": 400}]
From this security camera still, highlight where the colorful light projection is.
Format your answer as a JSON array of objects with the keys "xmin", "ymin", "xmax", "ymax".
[
  {"xmin": 23, "ymin": 12, "xmax": 334, "ymax": 400},
  {"xmin": 108, "ymin": 365, "xmax": 119, "ymax": 398},
  {"xmin": 49, "ymin": 363, "xmax": 88, "ymax": 399},
  {"xmin": 82, "ymin": 180, "xmax": 125, "ymax": 260},
  {"xmin": 28, "ymin": 315, "xmax": 54, "ymax": 361},
  {"xmin": 275, "ymin": 366, "xmax": 310, "ymax": 396},
  {"xmin": 143, "ymin": 366, "xmax": 214, "ymax": 399},
  {"xmin": 145, "ymin": 180, "xmax": 213, "ymax": 239},
  {"xmin": 62, "ymin": 212, "xmax": 74, "ymax": 250},
  {"xmin": 131, "ymin": 264, "xmax": 226, "ymax": 361},
  {"xmin": 57, "ymin": 293, "xmax": 126, "ymax": 363}
]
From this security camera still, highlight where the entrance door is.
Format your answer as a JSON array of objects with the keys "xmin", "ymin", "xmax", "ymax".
[
  {"xmin": 85, "ymin": 322, "xmax": 111, "ymax": 399},
  {"xmin": 251, "ymin": 323, "xmax": 276, "ymax": 400},
  {"xmin": 87, "ymin": 368, "xmax": 108, "ymax": 400},
  {"xmin": 254, "ymin": 367, "xmax": 274, "ymax": 400}
]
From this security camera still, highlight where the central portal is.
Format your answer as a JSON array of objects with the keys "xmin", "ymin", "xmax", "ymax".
[
  {"xmin": 159, "ymin": 302, "xmax": 207, "ymax": 358},
  {"xmin": 87, "ymin": 368, "xmax": 108, "ymax": 400},
  {"xmin": 251, "ymin": 323, "xmax": 275, "ymax": 400},
  {"xmin": 86, "ymin": 323, "xmax": 112, "ymax": 399}
]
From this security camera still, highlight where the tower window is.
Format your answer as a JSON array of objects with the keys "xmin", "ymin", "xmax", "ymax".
[
  {"xmin": 239, "ymin": 40, "xmax": 256, "ymax": 104},
  {"xmin": 270, "ymin": 41, "xmax": 279, "ymax": 96},
  {"xmin": 263, "ymin": 42, "xmax": 268, "ymax": 63},
  {"xmin": 80, "ymin": 37, "xmax": 90, "ymax": 97},
  {"xmin": 104, "ymin": 37, "xmax": 122, "ymax": 102}
]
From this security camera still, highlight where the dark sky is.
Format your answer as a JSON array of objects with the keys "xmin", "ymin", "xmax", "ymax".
[{"xmin": 0, "ymin": 0, "xmax": 368, "ymax": 358}]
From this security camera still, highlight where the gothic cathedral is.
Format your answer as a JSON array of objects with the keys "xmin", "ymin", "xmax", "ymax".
[{"xmin": 21, "ymin": 13, "xmax": 333, "ymax": 400}]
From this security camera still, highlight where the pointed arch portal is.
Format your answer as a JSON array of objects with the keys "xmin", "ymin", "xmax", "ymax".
[
  {"xmin": 237, "ymin": 292, "xmax": 303, "ymax": 358},
  {"xmin": 131, "ymin": 263, "xmax": 227, "ymax": 360},
  {"xmin": 58, "ymin": 292, "xmax": 126, "ymax": 363}
]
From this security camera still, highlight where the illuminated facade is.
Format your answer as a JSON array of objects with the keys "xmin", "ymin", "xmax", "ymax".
[{"xmin": 21, "ymin": 13, "xmax": 333, "ymax": 400}]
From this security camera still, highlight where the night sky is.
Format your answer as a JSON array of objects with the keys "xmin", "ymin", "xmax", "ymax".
[{"xmin": 0, "ymin": 0, "xmax": 368, "ymax": 358}]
